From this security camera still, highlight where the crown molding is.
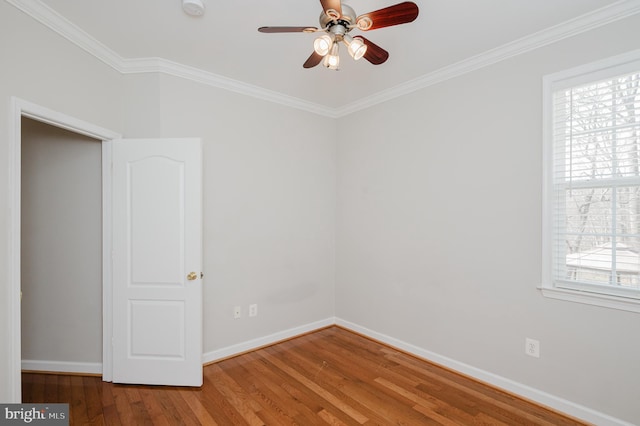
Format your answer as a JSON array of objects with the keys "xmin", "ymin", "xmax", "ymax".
[
  {"xmin": 335, "ymin": 0, "xmax": 640, "ymax": 117},
  {"xmin": 6, "ymin": 0, "xmax": 640, "ymax": 118},
  {"xmin": 120, "ymin": 57, "xmax": 340, "ymax": 118},
  {"xmin": 5, "ymin": 0, "xmax": 338, "ymax": 118},
  {"xmin": 6, "ymin": 0, "xmax": 123, "ymax": 71}
]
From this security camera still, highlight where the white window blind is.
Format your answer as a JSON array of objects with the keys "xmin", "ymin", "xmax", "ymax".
[{"xmin": 550, "ymin": 67, "xmax": 640, "ymax": 300}]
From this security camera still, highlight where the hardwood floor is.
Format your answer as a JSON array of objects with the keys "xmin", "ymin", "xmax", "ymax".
[{"xmin": 22, "ymin": 326, "xmax": 588, "ymax": 425}]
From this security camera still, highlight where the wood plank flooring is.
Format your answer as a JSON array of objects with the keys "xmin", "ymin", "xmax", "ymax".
[{"xmin": 22, "ymin": 326, "xmax": 589, "ymax": 425}]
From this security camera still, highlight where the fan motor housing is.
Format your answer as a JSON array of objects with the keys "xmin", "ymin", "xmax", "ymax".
[{"xmin": 319, "ymin": 4, "xmax": 356, "ymax": 29}]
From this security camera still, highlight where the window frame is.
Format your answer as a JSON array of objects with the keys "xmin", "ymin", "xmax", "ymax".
[{"xmin": 541, "ymin": 49, "xmax": 640, "ymax": 313}]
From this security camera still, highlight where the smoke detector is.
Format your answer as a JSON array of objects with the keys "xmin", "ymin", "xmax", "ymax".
[{"xmin": 182, "ymin": 0, "xmax": 205, "ymax": 16}]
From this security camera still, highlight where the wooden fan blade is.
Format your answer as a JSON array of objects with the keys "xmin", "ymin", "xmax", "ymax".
[
  {"xmin": 303, "ymin": 52, "xmax": 324, "ymax": 69},
  {"xmin": 320, "ymin": 0, "xmax": 342, "ymax": 19},
  {"xmin": 355, "ymin": 36, "xmax": 389, "ymax": 65},
  {"xmin": 356, "ymin": 2, "xmax": 419, "ymax": 31},
  {"xmin": 258, "ymin": 26, "xmax": 318, "ymax": 33}
]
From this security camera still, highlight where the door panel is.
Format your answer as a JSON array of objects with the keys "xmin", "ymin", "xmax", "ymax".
[
  {"xmin": 112, "ymin": 138, "xmax": 202, "ymax": 386},
  {"xmin": 130, "ymin": 300, "xmax": 185, "ymax": 358},
  {"xmin": 130, "ymin": 156, "xmax": 183, "ymax": 285}
]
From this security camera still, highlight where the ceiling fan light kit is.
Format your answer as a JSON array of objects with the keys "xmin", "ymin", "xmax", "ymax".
[{"xmin": 258, "ymin": 1, "xmax": 419, "ymax": 70}]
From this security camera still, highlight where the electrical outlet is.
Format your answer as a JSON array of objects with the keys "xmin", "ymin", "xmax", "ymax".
[
  {"xmin": 249, "ymin": 304, "xmax": 258, "ymax": 317},
  {"xmin": 234, "ymin": 306, "xmax": 241, "ymax": 319},
  {"xmin": 525, "ymin": 338, "xmax": 540, "ymax": 358}
]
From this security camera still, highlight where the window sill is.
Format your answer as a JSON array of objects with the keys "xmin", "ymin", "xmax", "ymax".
[{"xmin": 538, "ymin": 285, "xmax": 640, "ymax": 313}]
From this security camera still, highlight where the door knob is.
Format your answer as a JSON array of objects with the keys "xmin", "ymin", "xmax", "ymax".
[{"xmin": 187, "ymin": 272, "xmax": 198, "ymax": 281}]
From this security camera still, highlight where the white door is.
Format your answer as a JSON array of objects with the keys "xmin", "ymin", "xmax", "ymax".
[{"xmin": 111, "ymin": 138, "xmax": 202, "ymax": 386}]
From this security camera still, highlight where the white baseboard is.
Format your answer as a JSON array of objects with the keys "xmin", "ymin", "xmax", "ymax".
[
  {"xmin": 335, "ymin": 318, "xmax": 633, "ymax": 426},
  {"xmin": 201, "ymin": 317, "xmax": 335, "ymax": 364},
  {"xmin": 22, "ymin": 360, "xmax": 102, "ymax": 375}
]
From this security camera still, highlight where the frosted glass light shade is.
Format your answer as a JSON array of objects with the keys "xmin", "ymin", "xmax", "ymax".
[
  {"xmin": 344, "ymin": 35, "xmax": 367, "ymax": 60},
  {"xmin": 313, "ymin": 35, "xmax": 333, "ymax": 56},
  {"xmin": 323, "ymin": 43, "xmax": 340, "ymax": 70}
]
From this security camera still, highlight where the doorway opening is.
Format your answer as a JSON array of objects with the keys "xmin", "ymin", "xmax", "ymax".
[
  {"xmin": 9, "ymin": 98, "xmax": 121, "ymax": 401},
  {"xmin": 21, "ymin": 117, "xmax": 103, "ymax": 375}
]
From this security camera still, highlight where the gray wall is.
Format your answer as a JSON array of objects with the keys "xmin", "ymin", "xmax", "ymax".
[
  {"xmin": 21, "ymin": 118, "xmax": 102, "ymax": 366},
  {"xmin": 335, "ymin": 13, "xmax": 640, "ymax": 424}
]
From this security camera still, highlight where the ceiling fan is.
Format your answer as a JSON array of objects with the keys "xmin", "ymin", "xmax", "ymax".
[{"xmin": 258, "ymin": 1, "xmax": 419, "ymax": 70}]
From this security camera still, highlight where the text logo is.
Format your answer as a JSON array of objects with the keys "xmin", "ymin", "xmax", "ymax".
[{"xmin": 0, "ymin": 404, "xmax": 68, "ymax": 425}]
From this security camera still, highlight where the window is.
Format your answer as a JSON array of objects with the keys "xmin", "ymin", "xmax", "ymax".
[{"xmin": 542, "ymin": 50, "xmax": 640, "ymax": 312}]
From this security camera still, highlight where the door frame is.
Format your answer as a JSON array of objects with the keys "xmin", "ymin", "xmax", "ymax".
[{"xmin": 8, "ymin": 97, "xmax": 121, "ymax": 401}]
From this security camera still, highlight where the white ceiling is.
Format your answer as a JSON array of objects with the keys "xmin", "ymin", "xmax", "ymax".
[{"xmin": 28, "ymin": 0, "xmax": 636, "ymax": 109}]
